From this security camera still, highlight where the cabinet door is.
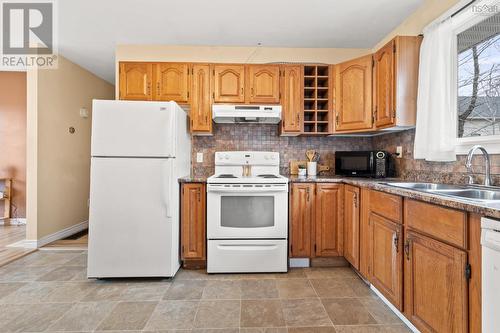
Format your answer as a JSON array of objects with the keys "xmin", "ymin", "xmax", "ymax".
[
  {"xmin": 212, "ymin": 65, "xmax": 245, "ymax": 103},
  {"xmin": 280, "ymin": 65, "xmax": 302, "ymax": 133},
  {"xmin": 247, "ymin": 65, "xmax": 280, "ymax": 103},
  {"xmin": 374, "ymin": 40, "xmax": 395, "ymax": 128},
  {"xmin": 119, "ymin": 62, "xmax": 153, "ymax": 100},
  {"xmin": 359, "ymin": 188, "xmax": 371, "ymax": 279},
  {"xmin": 404, "ymin": 231, "xmax": 468, "ymax": 333},
  {"xmin": 335, "ymin": 55, "xmax": 373, "ymax": 131},
  {"xmin": 290, "ymin": 183, "xmax": 315, "ymax": 258},
  {"xmin": 154, "ymin": 63, "xmax": 190, "ymax": 103},
  {"xmin": 344, "ymin": 185, "xmax": 360, "ymax": 269},
  {"xmin": 181, "ymin": 183, "xmax": 206, "ymax": 260},
  {"xmin": 315, "ymin": 184, "xmax": 343, "ymax": 257},
  {"xmin": 370, "ymin": 213, "xmax": 403, "ymax": 310},
  {"xmin": 190, "ymin": 64, "xmax": 212, "ymax": 133}
]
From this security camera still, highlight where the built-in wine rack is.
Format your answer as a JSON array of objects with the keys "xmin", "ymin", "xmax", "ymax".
[{"xmin": 303, "ymin": 65, "xmax": 333, "ymax": 134}]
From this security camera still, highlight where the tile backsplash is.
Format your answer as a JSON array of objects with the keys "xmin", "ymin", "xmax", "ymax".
[
  {"xmin": 191, "ymin": 125, "xmax": 500, "ymax": 185},
  {"xmin": 373, "ymin": 129, "xmax": 500, "ymax": 185},
  {"xmin": 191, "ymin": 124, "xmax": 372, "ymax": 178}
]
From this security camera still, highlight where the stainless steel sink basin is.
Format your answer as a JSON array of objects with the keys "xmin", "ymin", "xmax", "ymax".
[{"xmin": 382, "ymin": 182, "xmax": 500, "ymax": 203}]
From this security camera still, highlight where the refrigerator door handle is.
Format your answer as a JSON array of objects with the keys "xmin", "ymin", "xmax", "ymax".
[{"xmin": 163, "ymin": 159, "xmax": 173, "ymax": 218}]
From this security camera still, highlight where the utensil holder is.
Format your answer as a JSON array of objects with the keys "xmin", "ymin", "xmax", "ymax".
[{"xmin": 307, "ymin": 162, "xmax": 317, "ymax": 176}]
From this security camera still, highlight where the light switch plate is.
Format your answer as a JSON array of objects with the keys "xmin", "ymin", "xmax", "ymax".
[
  {"xmin": 79, "ymin": 108, "xmax": 89, "ymax": 118},
  {"xmin": 196, "ymin": 152, "xmax": 203, "ymax": 163}
]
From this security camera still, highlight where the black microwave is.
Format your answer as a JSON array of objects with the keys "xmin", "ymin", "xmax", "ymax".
[{"xmin": 335, "ymin": 151, "xmax": 393, "ymax": 178}]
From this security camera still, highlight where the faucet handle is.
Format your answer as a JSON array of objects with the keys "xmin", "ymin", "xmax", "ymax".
[{"xmin": 466, "ymin": 174, "xmax": 475, "ymax": 185}]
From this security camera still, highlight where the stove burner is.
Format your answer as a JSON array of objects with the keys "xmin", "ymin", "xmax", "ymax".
[
  {"xmin": 257, "ymin": 174, "xmax": 279, "ymax": 178},
  {"xmin": 216, "ymin": 174, "xmax": 237, "ymax": 178}
]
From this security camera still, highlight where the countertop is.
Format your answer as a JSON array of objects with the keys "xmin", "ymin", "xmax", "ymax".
[{"xmin": 179, "ymin": 175, "xmax": 500, "ymax": 219}]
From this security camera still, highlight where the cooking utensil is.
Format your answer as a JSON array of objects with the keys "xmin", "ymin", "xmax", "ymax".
[{"xmin": 306, "ymin": 150, "xmax": 316, "ymax": 162}]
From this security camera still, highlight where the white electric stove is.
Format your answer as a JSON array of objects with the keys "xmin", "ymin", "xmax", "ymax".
[{"xmin": 206, "ymin": 151, "xmax": 289, "ymax": 273}]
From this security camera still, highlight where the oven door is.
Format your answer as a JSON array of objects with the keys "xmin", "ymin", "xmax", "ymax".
[{"xmin": 207, "ymin": 183, "xmax": 288, "ymax": 239}]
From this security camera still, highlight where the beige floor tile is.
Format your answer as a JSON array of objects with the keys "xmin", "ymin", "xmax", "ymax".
[
  {"xmin": 274, "ymin": 268, "xmax": 307, "ymax": 279},
  {"xmin": 119, "ymin": 281, "xmax": 171, "ymax": 301},
  {"xmin": 37, "ymin": 266, "xmax": 86, "ymax": 281},
  {"xmin": 310, "ymin": 279, "xmax": 357, "ymax": 298},
  {"xmin": 0, "ymin": 304, "xmax": 27, "ymax": 327},
  {"xmin": 9, "ymin": 251, "xmax": 82, "ymax": 267},
  {"xmin": 0, "ymin": 265, "xmax": 54, "ymax": 282},
  {"xmin": 62, "ymin": 253, "xmax": 87, "ymax": 266},
  {"xmin": 304, "ymin": 267, "xmax": 358, "ymax": 280},
  {"xmin": 345, "ymin": 278, "xmax": 376, "ymax": 298},
  {"xmin": 194, "ymin": 300, "xmax": 240, "ymax": 328},
  {"xmin": 334, "ymin": 325, "xmax": 411, "ymax": 333},
  {"xmin": 276, "ymin": 279, "xmax": 316, "ymax": 299},
  {"xmin": 241, "ymin": 279, "xmax": 278, "ymax": 299},
  {"xmin": 164, "ymin": 280, "xmax": 207, "ymax": 300},
  {"xmin": 288, "ymin": 327, "xmax": 337, "ymax": 333},
  {"xmin": 0, "ymin": 282, "xmax": 26, "ymax": 300},
  {"xmin": 2, "ymin": 303, "xmax": 71, "ymax": 332},
  {"xmin": 175, "ymin": 269, "xmax": 212, "ymax": 280},
  {"xmin": 45, "ymin": 281, "xmax": 97, "ymax": 302},
  {"xmin": 240, "ymin": 299, "xmax": 285, "ymax": 327},
  {"xmin": 81, "ymin": 281, "xmax": 128, "ymax": 301},
  {"xmin": 192, "ymin": 329, "xmax": 239, "ymax": 333},
  {"xmin": 202, "ymin": 280, "xmax": 241, "ymax": 300},
  {"xmin": 0, "ymin": 281, "xmax": 57, "ymax": 303},
  {"xmin": 145, "ymin": 300, "xmax": 199, "ymax": 330},
  {"xmin": 96, "ymin": 301, "xmax": 157, "ymax": 331},
  {"xmin": 281, "ymin": 298, "xmax": 332, "ymax": 327},
  {"xmin": 48, "ymin": 302, "xmax": 115, "ymax": 331},
  {"xmin": 322, "ymin": 298, "xmax": 377, "ymax": 325},
  {"xmin": 359, "ymin": 298, "xmax": 402, "ymax": 324},
  {"xmin": 239, "ymin": 328, "xmax": 287, "ymax": 333}
]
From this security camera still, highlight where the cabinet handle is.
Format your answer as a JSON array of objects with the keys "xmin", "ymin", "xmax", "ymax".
[
  {"xmin": 393, "ymin": 232, "xmax": 399, "ymax": 253},
  {"xmin": 296, "ymin": 113, "xmax": 300, "ymax": 124},
  {"xmin": 251, "ymin": 87, "xmax": 254, "ymax": 97},
  {"xmin": 404, "ymin": 239, "xmax": 411, "ymax": 260},
  {"xmin": 197, "ymin": 190, "xmax": 201, "ymax": 202},
  {"xmin": 353, "ymin": 193, "xmax": 358, "ymax": 208},
  {"xmin": 306, "ymin": 187, "xmax": 310, "ymax": 202},
  {"xmin": 156, "ymin": 82, "xmax": 160, "ymax": 95},
  {"xmin": 241, "ymin": 87, "xmax": 244, "ymax": 95},
  {"xmin": 335, "ymin": 114, "xmax": 339, "ymax": 126},
  {"xmin": 147, "ymin": 82, "xmax": 151, "ymax": 96}
]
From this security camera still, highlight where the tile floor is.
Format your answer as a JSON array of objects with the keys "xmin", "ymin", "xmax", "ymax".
[{"xmin": 0, "ymin": 250, "xmax": 410, "ymax": 332}]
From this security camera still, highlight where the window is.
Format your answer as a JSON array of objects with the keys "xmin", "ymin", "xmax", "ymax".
[{"xmin": 454, "ymin": 6, "xmax": 500, "ymax": 153}]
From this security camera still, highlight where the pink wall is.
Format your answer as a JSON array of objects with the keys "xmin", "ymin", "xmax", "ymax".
[{"xmin": 0, "ymin": 72, "xmax": 27, "ymax": 218}]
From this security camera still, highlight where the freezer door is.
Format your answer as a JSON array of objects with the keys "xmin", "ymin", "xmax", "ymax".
[
  {"xmin": 87, "ymin": 157, "xmax": 178, "ymax": 278},
  {"xmin": 91, "ymin": 100, "xmax": 177, "ymax": 157}
]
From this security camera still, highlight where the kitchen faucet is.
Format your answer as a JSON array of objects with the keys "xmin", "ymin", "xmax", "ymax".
[{"xmin": 465, "ymin": 145, "xmax": 493, "ymax": 186}]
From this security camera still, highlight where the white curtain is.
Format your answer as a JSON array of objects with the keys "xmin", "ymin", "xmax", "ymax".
[{"xmin": 414, "ymin": 18, "xmax": 457, "ymax": 162}]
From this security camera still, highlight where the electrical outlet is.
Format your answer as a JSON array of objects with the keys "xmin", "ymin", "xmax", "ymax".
[
  {"xmin": 396, "ymin": 146, "xmax": 403, "ymax": 158},
  {"xmin": 196, "ymin": 152, "xmax": 203, "ymax": 163}
]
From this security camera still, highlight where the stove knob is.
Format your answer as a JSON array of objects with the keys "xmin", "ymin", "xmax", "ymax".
[
  {"xmin": 270, "ymin": 155, "xmax": 276, "ymax": 160},
  {"xmin": 224, "ymin": 154, "xmax": 229, "ymax": 160}
]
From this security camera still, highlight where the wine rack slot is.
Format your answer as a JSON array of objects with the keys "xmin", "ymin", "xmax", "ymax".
[{"xmin": 301, "ymin": 65, "xmax": 332, "ymax": 134}]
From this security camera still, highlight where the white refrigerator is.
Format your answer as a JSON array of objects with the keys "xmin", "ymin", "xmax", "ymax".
[{"xmin": 87, "ymin": 100, "xmax": 191, "ymax": 278}]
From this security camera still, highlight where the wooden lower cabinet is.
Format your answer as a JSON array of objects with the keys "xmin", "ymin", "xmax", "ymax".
[
  {"xmin": 180, "ymin": 183, "xmax": 206, "ymax": 265},
  {"xmin": 290, "ymin": 183, "xmax": 343, "ymax": 258},
  {"xmin": 370, "ymin": 212, "xmax": 403, "ymax": 310},
  {"xmin": 290, "ymin": 183, "xmax": 314, "ymax": 257},
  {"xmin": 315, "ymin": 184, "xmax": 343, "ymax": 257},
  {"xmin": 404, "ymin": 230, "xmax": 468, "ymax": 333},
  {"xmin": 343, "ymin": 185, "xmax": 360, "ymax": 269}
]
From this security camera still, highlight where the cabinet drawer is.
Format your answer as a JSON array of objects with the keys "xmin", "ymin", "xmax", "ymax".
[
  {"xmin": 369, "ymin": 190, "xmax": 402, "ymax": 223},
  {"xmin": 404, "ymin": 199, "xmax": 467, "ymax": 248}
]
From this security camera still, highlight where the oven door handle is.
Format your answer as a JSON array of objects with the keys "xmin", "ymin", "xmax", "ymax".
[
  {"xmin": 217, "ymin": 244, "xmax": 279, "ymax": 251},
  {"xmin": 207, "ymin": 186, "xmax": 287, "ymax": 194}
]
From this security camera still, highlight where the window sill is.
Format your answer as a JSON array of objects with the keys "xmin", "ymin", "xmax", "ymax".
[{"xmin": 455, "ymin": 136, "xmax": 500, "ymax": 155}]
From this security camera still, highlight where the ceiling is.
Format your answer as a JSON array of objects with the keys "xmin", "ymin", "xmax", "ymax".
[{"xmin": 58, "ymin": 0, "xmax": 423, "ymax": 83}]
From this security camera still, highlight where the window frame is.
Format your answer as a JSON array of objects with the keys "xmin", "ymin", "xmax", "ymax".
[{"xmin": 451, "ymin": 0, "xmax": 500, "ymax": 154}]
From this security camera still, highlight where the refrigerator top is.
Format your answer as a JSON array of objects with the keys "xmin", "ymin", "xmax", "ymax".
[{"xmin": 91, "ymin": 100, "xmax": 186, "ymax": 158}]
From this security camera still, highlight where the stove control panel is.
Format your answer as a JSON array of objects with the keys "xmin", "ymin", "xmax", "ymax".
[{"xmin": 215, "ymin": 151, "xmax": 280, "ymax": 166}]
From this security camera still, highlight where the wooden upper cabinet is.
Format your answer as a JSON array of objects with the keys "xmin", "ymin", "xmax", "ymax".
[
  {"xmin": 246, "ymin": 65, "xmax": 280, "ymax": 104},
  {"xmin": 370, "ymin": 212, "xmax": 403, "ymax": 310},
  {"xmin": 212, "ymin": 65, "xmax": 245, "ymax": 103},
  {"xmin": 154, "ymin": 63, "xmax": 190, "ymax": 103},
  {"xmin": 374, "ymin": 41, "xmax": 395, "ymax": 128},
  {"xmin": 280, "ymin": 65, "xmax": 303, "ymax": 134},
  {"xmin": 315, "ymin": 184, "xmax": 343, "ymax": 257},
  {"xmin": 181, "ymin": 183, "xmax": 206, "ymax": 260},
  {"xmin": 290, "ymin": 183, "xmax": 315, "ymax": 258},
  {"xmin": 335, "ymin": 55, "xmax": 373, "ymax": 132},
  {"xmin": 344, "ymin": 185, "xmax": 360, "ymax": 269},
  {"xmin": 373, "ymin": 36, "xmax": 422, "ymax": 129},
  {"xmin": 190, "ymin": 64, "xmax": 212, "ymax": 133},
  {"xmin": 119, "ymin": 62, "xmax": 153, "ymax": 100},
  {"xmin": 404, "ymin": 231, "xmax": 468, "ymax": 333}
]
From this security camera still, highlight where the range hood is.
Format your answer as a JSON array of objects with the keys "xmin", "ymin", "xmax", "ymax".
[{"xmin": 212, "ymin": 105, "xmax": 281, "ymax": 124}]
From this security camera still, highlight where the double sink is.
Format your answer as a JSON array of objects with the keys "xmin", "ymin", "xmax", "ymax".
[{"xmin": 382, "ymin": 182, "xmax": 500, "ymax": 205}]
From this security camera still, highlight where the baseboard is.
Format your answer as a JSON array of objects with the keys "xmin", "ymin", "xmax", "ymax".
[
  {"xmin": 0, "ymin": 218, "xmax": 27, "ymax": 225},
  {"xmin": 370, "ymin": 285, "xmax": 420, "ymax": 333},
  {"xmin": 7, "ymin": 220, "xmax": 88, "ymax": 249}
]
